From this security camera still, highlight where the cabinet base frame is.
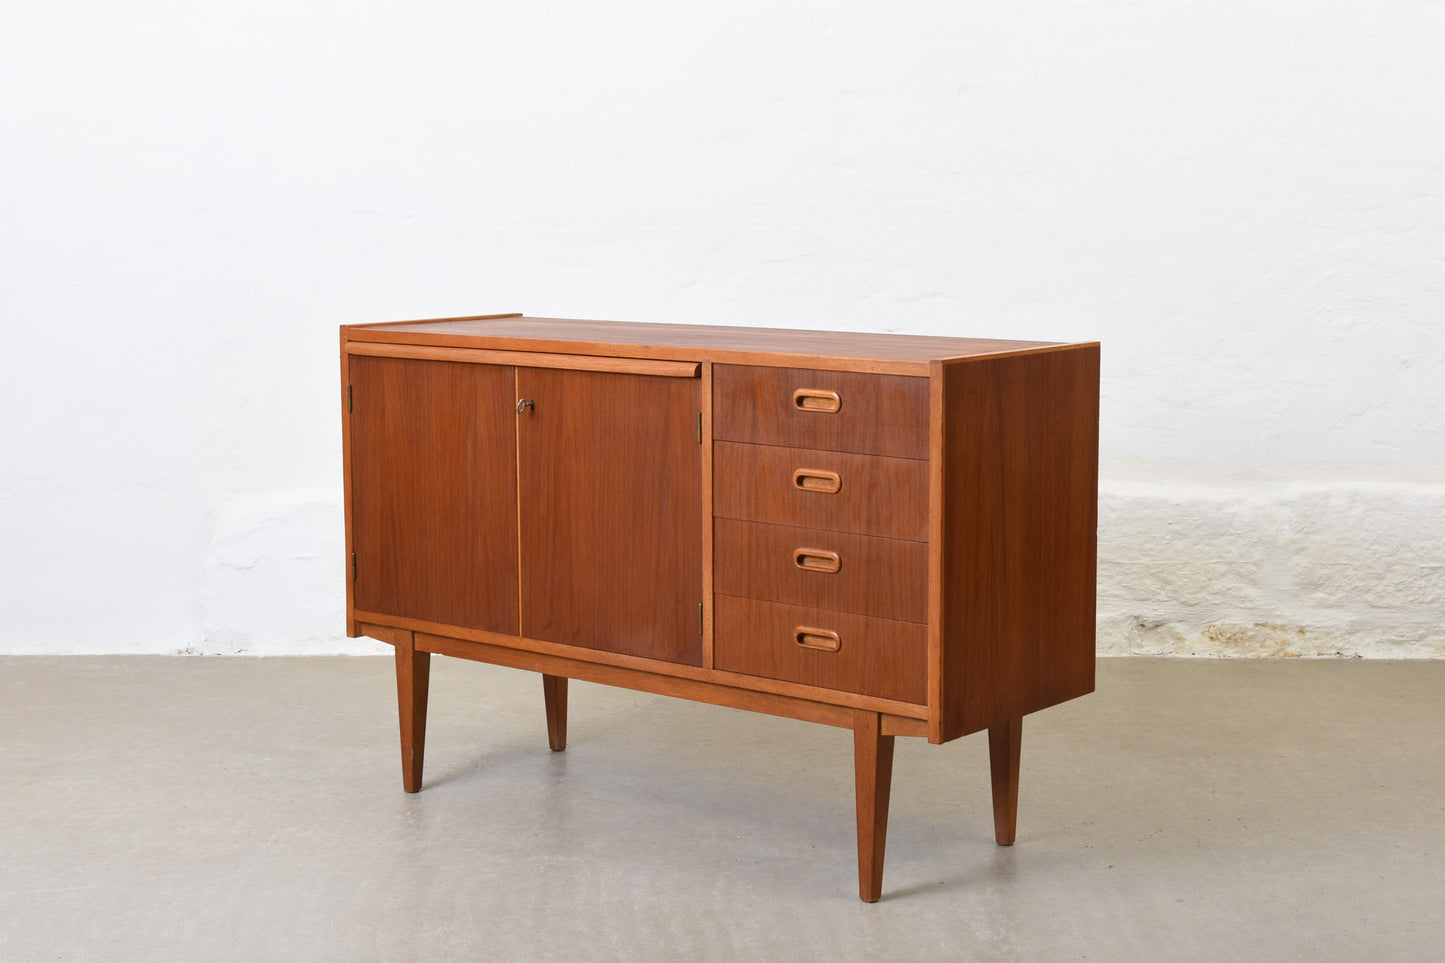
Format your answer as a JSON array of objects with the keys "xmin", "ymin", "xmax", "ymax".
[
  {"xmin": 354, "ymin": 613, "xmax": 927, "ymax": 729},
  {"xmin": 363, "ymin": 624, "xmax": 1023, "ymax": 902}
]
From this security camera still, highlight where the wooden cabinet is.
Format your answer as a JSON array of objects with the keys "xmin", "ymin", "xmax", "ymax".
[{"xmin": 341, "ymin": 313, "xmax": 1100, "ymax": 901}]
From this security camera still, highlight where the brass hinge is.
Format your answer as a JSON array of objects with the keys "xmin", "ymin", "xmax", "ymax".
[
  {"xmin": 350, "ymin": 553, "xmax": 357, "ymax": 581},
  {"xmin": 698, "ymin": 602, "xmax": 704, "ymax": 634},
  {"xmin": 697, "ymin": 412, "xmax": 702, "ymax": 444},
  {"xmin": 346, "ymin": 384, "xmax": 353, "ymax": 413}
]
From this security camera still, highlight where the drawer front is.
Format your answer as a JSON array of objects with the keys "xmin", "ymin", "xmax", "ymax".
[
  {"xmin": 714, "ymin": 442, "xmax": 928, "ymax": 541},
  {"xmin": 714, "ymin": 597, "xmax": 926, "ymax": 704},
  {"xmin": 713, "ymin": 364, "xmax": 929, "ymax": 459},
  {"xmin": 715, "ymin": 518, "xmax": 927, "ymax": 624}
]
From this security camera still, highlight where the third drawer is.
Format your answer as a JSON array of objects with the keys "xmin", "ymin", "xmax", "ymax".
[{"xmin": 714, "ymin": 518, "xmax": 927, "ymax": 624}]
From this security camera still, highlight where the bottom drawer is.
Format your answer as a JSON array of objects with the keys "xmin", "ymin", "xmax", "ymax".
[{"xmin": 714, "ymin": 596, "xmax": 926, "ymax": 705}]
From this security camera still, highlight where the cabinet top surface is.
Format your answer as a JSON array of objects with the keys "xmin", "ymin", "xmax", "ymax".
[{"xmin": 344, "ymin": 314, "xmax": 1090, "ymax": 373}]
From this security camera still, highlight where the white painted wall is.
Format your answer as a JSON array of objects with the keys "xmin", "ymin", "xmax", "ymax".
[{"xmin": 2, "ymin": 1, "xmax": 1441, "ymax": 656}]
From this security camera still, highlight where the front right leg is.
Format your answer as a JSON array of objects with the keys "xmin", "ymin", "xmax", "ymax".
[
  {"xmin": 988, "ymin": 717, "xmax": 1022, "ymax": 846},
  {"xmin": 854, "ymin": 710, "xmax": 896, "ymax": 902}
]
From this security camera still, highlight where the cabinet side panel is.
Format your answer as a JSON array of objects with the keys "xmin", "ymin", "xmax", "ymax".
[
  {"xmin": 349, "ymin": 356, "xmax": 520, "ymax": 634},
  {"xmin": 936, "ymin": 346, "xmax": 1099, "ymax": 741},
  {"xmin": 518, "ymin": 368, "xmax": 704, "ymax": 666},
  {"xmin": 341, "ymin": 332, "xmax": 356, "ymax": 637}
]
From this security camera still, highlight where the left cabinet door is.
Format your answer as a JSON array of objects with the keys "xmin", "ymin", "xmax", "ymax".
[{"xmin": 349, "ymin": 356, "xmax": 520, "ymax": 635}]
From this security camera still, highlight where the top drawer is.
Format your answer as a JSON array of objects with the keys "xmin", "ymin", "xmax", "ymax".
[{"xmin": 713, "ymin": 364, "xmax": 930, "ymax": 459}]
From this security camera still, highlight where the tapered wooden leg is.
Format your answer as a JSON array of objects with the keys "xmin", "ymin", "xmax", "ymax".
[
  {"xmin": 394, "ymin": 630, "xmax": 430, "ymax": 793},
  {"xmin": 988, "ymin": 717, "xmax": 1022, "ymax": 846},
  {"xmin": 853, "ymin": 710, "xmax": 895, "ymax": 902},
  {"xmin": 543, "ymin": 674, "xmax": 568, "ymax": 752}
]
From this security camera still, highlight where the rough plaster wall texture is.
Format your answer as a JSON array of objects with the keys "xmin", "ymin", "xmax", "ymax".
[
  {"xmin": 1098, "ymin": 484, "xmax": 1445, "ymax": 658},
  {"xmin": 1, "ymin": 2, "xmax": 1442, "ymax": 655}
]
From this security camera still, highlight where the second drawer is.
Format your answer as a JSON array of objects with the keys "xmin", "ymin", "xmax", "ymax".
[
  {"xmin": 714, "ymin": 518, "xmax": 927, "ymax": 624},
  {"xmin": 713, "ymin": 442, "xmax": 928, "ymax": 541}
]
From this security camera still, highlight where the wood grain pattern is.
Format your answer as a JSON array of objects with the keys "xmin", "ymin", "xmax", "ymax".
[
  {"xmin": 518, "ymin": 367, "xmax": 703, "ymax": 665},
  {"xmin": 394, "ymin": 630, "xmax": 430, "ymax": 793},
  {"xmin": 343, "ymin": 317, "xmax": 1101, "ymax": 902},
  {"xmin": 880, "ymin": 715, "xmax": 927, "ymax": 738},
  {"xmin": 347, "ymin": 341, "xmax": 700, "ymax": 378},
  {"xmin": 792, "ymin": 387, "xmax": 840, "ymax": 412},
  {"xmin": 924, "ymin": 365, "xmax": 946, "ymax": 740},
  {"xmin": 714, "ymin": 442, "xmax": 928, "ymax": 541},
  {"xmin": 354, "ymin": 622, "xmax": 403, "ymax": 645},
  {"xmin": 794, "ymin": 627, "xmax": 842, "ymax": 652},
  {"xmin": 792, "ymin": 468, "xmax": 842, "ymax": 494},
  {"xmin": 349, "ymin": 356, "xmax": 519, "ymax": 634},
  {"xmin": 347, "ymin": 316, "xmax": 1061, "ymax": 369},
  {"xmin": 340, "ymin": 330, "xmax": 356, "ymax": 637},
  {"xmin": 853, "ymin": 710, "xmax": 895, "ymax": 903},
  {"xmin": 714, "ymin": 364, "xmax": 929, "ymax": 458},
  {"xmin": 543, "ymin": 674, "xmax": 567, "ymax": 752},
  {"xmin": 932, "ymin": 345, "xmax": 1100, "ymax": 742},
  {"xmin": 700, "ymin": 363, "xmax": 716, "ymax": 669},
  {"xmin": 793, "ymin": 547, "xmax": 841, "ymax": 573},
  {"xmin": 989, "ymin": 717, "xmax": 1022, "ymax": 846},
  {"xmin": 714, "ymin": 519, "xmax": 927, "ymax": 623},
  {"xmin": 346, "ymin": 312, "xmax": 523, "ymax": 328},
  {"xmin": 355, "ymin": 608, "xmax": 929, "ymax": 720},
  {"xmin": 714, "ymin": 596, "xmax": 927, "ymax": 704},
  {"xmin": 416, "ymin": 632, "xmax": 860, "ymax": 730}
]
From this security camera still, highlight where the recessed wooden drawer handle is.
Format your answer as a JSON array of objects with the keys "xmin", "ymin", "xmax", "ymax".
[
  {"xmin": 795, "ymin": 627, "xmax": 842, "ymax": 653},
  {"xmin": 793, "ymin": 548, "xmax": 841, "ymax": 574},
  {"xmin": 793, "ymin": 388, "xmax": 841, "ymax": 413},
  {"xmin": 792, "ymin": 468, "xmax": 842, "ymax": 494}
]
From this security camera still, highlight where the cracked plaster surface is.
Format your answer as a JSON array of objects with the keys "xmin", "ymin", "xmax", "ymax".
[{"xmin": 1097, "ymin": 483, "xmax": 1445, "ymax": 658}]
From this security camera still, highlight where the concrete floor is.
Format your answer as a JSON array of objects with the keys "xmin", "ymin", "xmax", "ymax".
[{"xmin": 1, "ymin": 657, "xmax": 1441, "ymax": 961}]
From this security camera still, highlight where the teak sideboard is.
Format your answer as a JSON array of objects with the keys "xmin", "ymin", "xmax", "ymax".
[{"xmin": 340, "ymin": 313, "xmax": 1099, "ymax": 901}]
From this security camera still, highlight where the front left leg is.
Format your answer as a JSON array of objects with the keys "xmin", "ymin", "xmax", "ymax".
[
  {"xmin": 543, "ymin": 674, "xmax": 568, "ymax": 751},
  {"xmin": 394, "ymin": 630, "xmax": 430, "ymax": 793}
]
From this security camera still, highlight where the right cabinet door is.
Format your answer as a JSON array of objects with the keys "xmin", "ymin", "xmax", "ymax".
[{"xmin": 516, "ymin": 366, "xmax": 704, "ymax": 666}]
